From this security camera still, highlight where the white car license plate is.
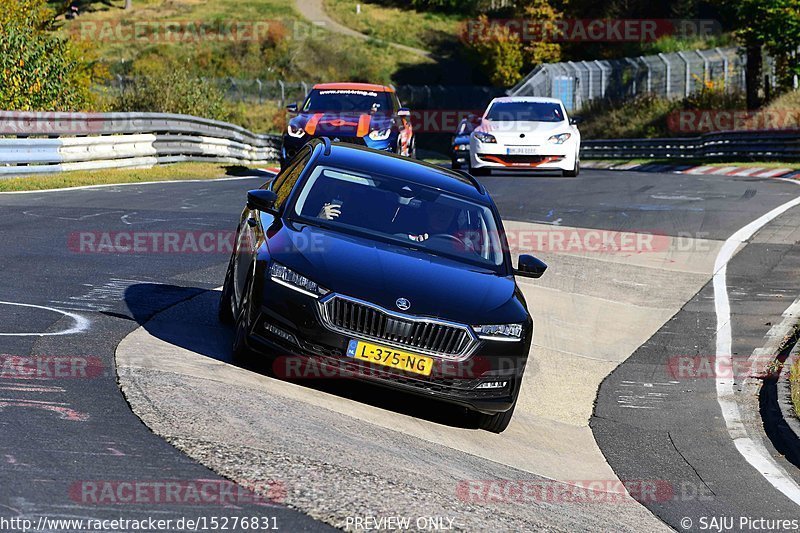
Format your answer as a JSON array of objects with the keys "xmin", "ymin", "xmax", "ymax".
[{"xmin": 507, "ymin": 146, "xmax": 539, "ymax": 155}]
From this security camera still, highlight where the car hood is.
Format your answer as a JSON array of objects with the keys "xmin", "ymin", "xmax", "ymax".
[
  {"xmin": 267, "ymin": 223, "xmax": 526, "ymax": 325},
  {"xmin": 475, "ymin": 119, "xmax": 570, "ymax": 142},
  {"xmin": 289, "ymin": 112, "xmax": 394, "ymax": 137}
]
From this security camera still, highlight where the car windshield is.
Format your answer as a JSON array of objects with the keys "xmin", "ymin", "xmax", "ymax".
[
  {"xmin": 291, "ymin": 165, "xmax": 505, "ymax": 269},
  {"xmin": 303, "ymin": 89, "xmax": 393, "ymax": 114},
  {"xmin": 485, "ymin": 101, "xmax": 565, "ymax": 123}
]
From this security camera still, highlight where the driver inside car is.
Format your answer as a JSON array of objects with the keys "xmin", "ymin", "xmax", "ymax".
[{"xmin": 407, "ymin": 205, "xmax": 476, "ymax": 254}]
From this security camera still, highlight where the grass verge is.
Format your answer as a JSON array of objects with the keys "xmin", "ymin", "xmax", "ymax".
[
  {"xmin": 323, "ymin": 0, "xmax": 462, "ymax": 52},
  {"xmin": 0, "ymin": 163, "xmax": 270, "ymax": 192}
]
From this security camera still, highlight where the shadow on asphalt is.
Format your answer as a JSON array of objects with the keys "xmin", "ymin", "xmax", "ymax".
[{"xmin": 123, "ymin": 282, "xmax": 482, "ymax": 431}]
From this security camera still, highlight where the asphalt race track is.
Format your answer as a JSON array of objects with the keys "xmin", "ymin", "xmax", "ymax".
[{"xmin": 1, "ymin": 168, "xmax": 800, "ymax": 531}]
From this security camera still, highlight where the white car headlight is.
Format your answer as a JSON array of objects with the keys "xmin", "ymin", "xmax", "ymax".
[
  {"xmin": 473, "ymin": 131, "xmax": 496, "ymax": 144},
  {"xmin": 368, "ymin": 128, "xmax": 392, "ymax": 141},
  {"xmin": 287, "ymin": 124, "xmax": 306, "ymax": 138},
  {"xmin": 454, "ymin": 144, "xmax": 469, "ymax": 151},
  {"xmin": 548, "ymin": 133, "xmax": 571, "ymax": 144},
  {"xmin": 270, "ymin": 262, "xmax": 328, "ymax": 298},
  {"xmin": 472, "ymin": 323, "xmax": 524, "ymax": 341}
]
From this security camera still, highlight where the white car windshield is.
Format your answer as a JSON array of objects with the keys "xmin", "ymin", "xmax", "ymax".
[
  {"xmin": 486, "ymin": 101, "xmax": 565, "ymax": 123},
  {"xmin": 292, "ymin": 165, "xmax": 504, "ymax": 269}
]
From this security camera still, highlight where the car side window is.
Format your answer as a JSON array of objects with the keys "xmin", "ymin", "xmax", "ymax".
[{"xmin": 273, "ymin": 148, "xmax": 311, "ymax": 211}]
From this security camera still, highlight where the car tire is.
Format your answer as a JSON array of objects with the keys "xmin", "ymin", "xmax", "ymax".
[
  {"xmin": 471, "ymin": 167, "xmax": 490, "ymax": 176},
  {"xmin": 474, "ymin": 399, "xmax": 517, "ymax": 433},
  {"xmin": 562, "ymin": 157, "xmax": 580, "ymax": 177},
  {"xmin": 451, "ymin": 158, "xmax": 461, "ymax": 170},
  {"xmin": 218, "ymin": 262, "xmax": 235, "ymax": 326},
  {"xmin": 231, "ymin": 274, "xmax": 257, "ymax": 367}
]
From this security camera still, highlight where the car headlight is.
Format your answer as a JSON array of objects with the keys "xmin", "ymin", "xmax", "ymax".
[
  {"xmin": 548, "ymin": 133, "xmax": 571, "ymax": 144},
  {"xmin": 454, "ymin": 144, "xmax": 469, "ymax": 151},
  {"xmin": 472, "ymin": 323, "xmax": 524, "ymax": 341},
  {"xmin": 473, "ymin": 132, "xmax": 496, "ymax": 144},
  {"xmin": 270, "ymin": 262, "xmax": 329, "ymax": 298},
  {"xmin": 368, "ymin": 128, "xmax": 392, "ymax": 141},
  {"xmin": 287, "ymin": 124, "xmax": 306, "ymax": 138}
]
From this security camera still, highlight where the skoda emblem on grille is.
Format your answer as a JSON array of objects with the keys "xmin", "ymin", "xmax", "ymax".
[{"xmin": 395, "ymin": 298, "xmax": 411, "ymax": 311}]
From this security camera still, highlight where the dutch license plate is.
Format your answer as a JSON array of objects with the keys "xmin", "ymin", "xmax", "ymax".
[
  {"xmin": 346, "ymin": 340, "xmax": 434, "ymax": 376},
  {"xmin": 507, "ymin": 146, "xmax": 538, "ymax": 155}
]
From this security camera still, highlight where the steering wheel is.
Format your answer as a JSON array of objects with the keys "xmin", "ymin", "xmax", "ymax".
[{"xmin": 429, "ymin": 233, "xmax": 464, "ymax": 245}]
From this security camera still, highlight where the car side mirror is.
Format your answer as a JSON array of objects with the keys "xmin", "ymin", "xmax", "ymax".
[
  {"xmin": 569, "ymin": 116, "xmax": 583, "ymax": 125},
  {"xmin": 397, "ymin": 108, "xmax": 411, "ymax": 117},
  {"xmin": 286, "ymin": 103, "xmax": 298, "ymax": 113},
  {"xmin": 516, "ymin": 254, "xmax": 547, "ymax": 278},
  {"xmin": 247, "ymin": 189, "xmax": 278, "ymax": 213}
]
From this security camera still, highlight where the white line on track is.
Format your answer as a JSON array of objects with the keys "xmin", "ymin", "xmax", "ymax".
[
  {"xmin": 714, "ymin": 183, "xmax": 800, "ymax": 506},
  {"xmin": 0, "ymin": 301, "xmax": 89, "ymax": 336}
]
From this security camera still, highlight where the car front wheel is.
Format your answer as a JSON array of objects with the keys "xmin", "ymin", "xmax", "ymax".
[
  {"xmin": 231, "ymin": 274, "xmax": 257, "ymax": 367},
  {"xmin": 473, "ymin": 399, "xmax": 517, "ymax": 433},
  {"xmin": 562, "ymin": 156, "xmax": 580, "ymax": 177}
]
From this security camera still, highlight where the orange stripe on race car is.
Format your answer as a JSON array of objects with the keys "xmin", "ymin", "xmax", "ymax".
[
  {"xmin": 356, "ymin": 114, "xmax": 371, "ymax": 138},
  {"xmin": 305, "ymin": 113, "xmax": 324, "ymax": 135},
  {"xmin": 481, "ymin": 155, "xmax": 562, "ymax": 167}
]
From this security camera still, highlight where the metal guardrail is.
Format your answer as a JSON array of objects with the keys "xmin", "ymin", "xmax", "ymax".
[
  {"xmin": 581, "ymin": 130, "xmax": 800, "ymax": 161},
  {"xmin": 0, "ymin": 111, "xmax": 281, "ymax": 176}
]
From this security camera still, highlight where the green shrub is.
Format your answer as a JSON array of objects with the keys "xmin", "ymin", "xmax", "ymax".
[
  {"xmin": 579, "ymin": 95, "xmax": 683, "ymax": 139},
  {"xmin": 0, "ymin": 0, "xmax": 100, "ymax": 110},
  {"xmin": 111, "ymin": 66, "xmax": 229, "ymax": 120}
]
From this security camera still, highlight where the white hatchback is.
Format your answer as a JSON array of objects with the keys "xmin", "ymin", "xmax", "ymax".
[{"xmin": 469, "ymin": 97, "xmax": 581, "ymax": 177}]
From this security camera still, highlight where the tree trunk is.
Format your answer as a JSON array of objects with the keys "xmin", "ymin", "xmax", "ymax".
[
  {"xmin": 124, "ymin": 0, "xmax": 132, "ymax": 9},
  {"xmin": 745, "ymin": 43, "xmax": 762, "ymax": 110}
]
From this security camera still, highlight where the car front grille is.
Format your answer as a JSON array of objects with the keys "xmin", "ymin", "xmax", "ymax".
[{"xmin": 318, "ymin": 295, "xmax": 477, "ymax": 360}]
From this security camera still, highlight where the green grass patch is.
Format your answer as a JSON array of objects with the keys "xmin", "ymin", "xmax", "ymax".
[
  {"xmin": 323, "ymin": 0, "xmax": 463, "ymax": 52},
  {"xmin": 0, "ymin": 162, "xmax": 267, "ymax": 192},
  {"xmin": 61, "ymin": 0, "xmax": 432, "ymax": 85}
]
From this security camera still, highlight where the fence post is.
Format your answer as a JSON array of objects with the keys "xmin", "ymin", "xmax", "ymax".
[
  {"xmin": 677, "ymin": 51, "xmax": 691, "ymax": 97},
  {"xmin": 658, "ymin": 53, "xmax": 671, "ymax": 98},
  {"xmin": 714, "ymin": 47, "xmax": 729, "ymax": 91},
  {"xmin": 624, "ymin": 58, "xmax": 639, "ymax": 96},
  {"xmin": 697, "ymin": 50, "xmax": 709, "ymax": 87},
  {"xmin": 594, "ymin": 60, "xmax": 609, "ymax": 98},
  {"xmin": 256, "ymin": 79, "xmax": 263, "ymax": 104},
  {"xmin": 278, "ymin": 80, "xmax": 285, "ymax": 107}
]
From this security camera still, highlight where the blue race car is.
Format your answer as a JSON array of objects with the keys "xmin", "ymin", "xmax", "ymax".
[{"xmin": 282, "ymin": 83, "xmax": 415, "ymax": 167}]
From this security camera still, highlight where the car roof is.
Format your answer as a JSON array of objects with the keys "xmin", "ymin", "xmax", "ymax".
[
  {"xmin": 489, "ymin": 96, "xmax": 564, "ymax": 105},
  {"xmin": 312, "ymin": 141, "xmax": 489, "ymax": 202},
  {"xmin": 312, "ymin": 82, "xmax": 395, "ymax": 93}
]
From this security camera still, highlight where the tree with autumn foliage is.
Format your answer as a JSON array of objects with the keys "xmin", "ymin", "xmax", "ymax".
[
  {"xmin": 464, "ymin": 0, "xmax": 563, "ymax": 87},
  {"xmin": 0, "ymin": 0, "xmax": 99, "ymax": 111}
]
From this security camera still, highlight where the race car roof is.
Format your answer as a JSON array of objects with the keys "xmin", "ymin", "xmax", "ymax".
[{"xmin": 312, "ymin": 82, "xmax": 395, "ymax": 93}]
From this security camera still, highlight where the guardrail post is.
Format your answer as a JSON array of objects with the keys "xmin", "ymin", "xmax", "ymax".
[
  {"xmin": 256, "ymin": 79, "xmax": 263, "ymax": 104},
  {"xmin": 278, "ymin": 80, "xmax": 285, "ymax": 107}
]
